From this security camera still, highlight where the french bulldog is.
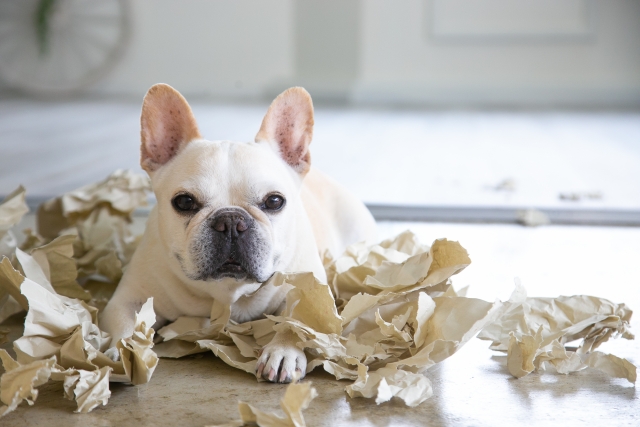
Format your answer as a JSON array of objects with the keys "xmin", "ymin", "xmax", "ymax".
[{"xmin": 100, "ymin": 84, "xmax": 377, "ymax": 383}]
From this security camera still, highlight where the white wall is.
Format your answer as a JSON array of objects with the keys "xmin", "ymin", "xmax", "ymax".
[
  {"xmin": 355, "ymin": 0, "xmax": 640, "ymax": 107},
  {"xmin": 93, "ymin": 0, "xmax": 294, "ymax": 100},
  {"xmin": 89, "ymin": 0, "xmax": 640, "ymax": 107}
]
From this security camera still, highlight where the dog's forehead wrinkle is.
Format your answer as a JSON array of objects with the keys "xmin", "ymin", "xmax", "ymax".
[{"xmin": 156, "ymin": 140, "xmax": 296, "ymax": 205}]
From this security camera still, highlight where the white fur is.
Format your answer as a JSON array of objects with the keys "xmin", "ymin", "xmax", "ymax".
[{"xmin": 100, "ymin": 86, "xmax": 376, "ymax": 382}]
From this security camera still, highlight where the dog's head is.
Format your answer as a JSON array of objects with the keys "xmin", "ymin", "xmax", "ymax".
[{"xmin": 140, "ymin": 84, "xmax": 315, "ymax": 284}]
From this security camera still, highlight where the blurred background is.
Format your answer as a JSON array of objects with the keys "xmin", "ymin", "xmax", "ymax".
[{"xmin": 1, "ymin": 0, "xmax": 639, "ymax": 300}]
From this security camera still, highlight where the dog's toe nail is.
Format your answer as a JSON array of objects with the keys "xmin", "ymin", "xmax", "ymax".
[
  {"xmin": 256, "ymin": 363, "xmax": 264, "ymax": 377},
  {"xmin": 267, "ymin": 368, "xmax": 276, "ymax": 381}
]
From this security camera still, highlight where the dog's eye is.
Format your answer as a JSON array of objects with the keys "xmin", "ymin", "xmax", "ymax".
[
  {"xmin": 263, "ymin": 194, "xmax": 285, "ymax": 211},
  {"xmin": 172, "ymin": 194, "xmax": 198, "ymax": 212}
]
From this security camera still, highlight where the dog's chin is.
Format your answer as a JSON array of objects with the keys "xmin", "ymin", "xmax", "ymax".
[
  {"xmin": 213, "ymin": 262, "xmax": 252, "ymax": 281},
  {"xmin": 188, "ymin": 262, "xmax": 270, "ymax": 283}
]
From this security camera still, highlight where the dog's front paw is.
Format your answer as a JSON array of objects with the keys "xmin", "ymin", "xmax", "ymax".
[
  {"xmin": 104, "ymin": 347, "xmax": 120, "ymax": 362},
  {"xmin": 255, "ymin": 342, "xmax": 306, "ymax": 383}
]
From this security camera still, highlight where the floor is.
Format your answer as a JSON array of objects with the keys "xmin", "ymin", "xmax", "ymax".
[
  {"xmin": 1, "ymin": 326, "xmax": 637, "ymax": 427},
  {"xmin": 2, "ymin": 218, "xmax": 639, "ymax": 427},
  {"xmin": 1, "ymin": 100, "xmax": 639, "ymax": 426}
]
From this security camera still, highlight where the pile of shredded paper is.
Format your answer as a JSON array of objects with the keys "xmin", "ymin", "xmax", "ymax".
[{"xmin": 0, "ymin": 171, "xmax": 636, "ymax": 422}]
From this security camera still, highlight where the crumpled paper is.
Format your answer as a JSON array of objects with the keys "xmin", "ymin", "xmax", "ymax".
[
  {"xmin": 516, "ymin": 208, "xmax": 550, "ymax": 227},
  {"xmin": 0, "ymin": 187, "xmax": 29, "ymax": 259},
  {"xmin": 1, "ymin": 172, "xmax": 637, "ymax": 417},
  {"xmin": 0, "ymin": 350, "xmax": 56, "ymax": 417},
  {"xmin": 208, "ymin": 379, "xmax": 317, "ymax": 427},
  {"xmin": 155, "ymin": 232, "xmax": 522, "ymax": 406},
  {"xmin": 1, "ymin": 172, "xmax": 150, "ymax": 321},
  {"xmin": 478, "ymin": 280, "xmax": 636, "ymax": 382},
  {"xmin": 156, "ymin": 231, "xmax": 636, "ymax": 407},
  {"xmin": 35, "ymin": 169, "xmax": 150, "ymax": 304},
  {"xmin": 0, "ymin": 246, "xmax": 157, "ymax": 417},
  {"xmin": 0, "ymin": 350, "xmax": 113, "ymax": 415},
  {"xmin": 0, "ymin": 187, "xmax": 30, "ymax": 323}
]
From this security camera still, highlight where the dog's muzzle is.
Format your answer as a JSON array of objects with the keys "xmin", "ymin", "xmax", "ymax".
[
  {"xmin": 211, "ymin": 209, "xmax": 251, "ymax": 277},
  {"xmin": 188, "ymin": 207, "xmax": 271, "ymax": 282}
]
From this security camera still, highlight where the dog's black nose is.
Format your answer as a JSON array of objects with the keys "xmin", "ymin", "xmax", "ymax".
[{"xmin": 212, "ymin": 210, "xmax": 250, "ymax": 235}]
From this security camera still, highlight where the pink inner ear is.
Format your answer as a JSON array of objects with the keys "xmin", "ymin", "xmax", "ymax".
[
  {"xmin": 256, "ymin": 87, "xmax": 314, "ymax": 174},
  {"xmin": 273, "ymin": 103, "xmax": 311, "ymax": 167},
  {"xmin": 140, "ymin": 84, "xmax": 200, "ymax": 172},
  {"xmin": 146, "ymin": 109, "xmax": 185, "ymax": 164}
]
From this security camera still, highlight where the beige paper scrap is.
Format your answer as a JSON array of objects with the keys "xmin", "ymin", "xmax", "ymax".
[
  {"xmin": 116, "ymin": 298, "xmax": 159, "ymax": 385},
  {"xmin": 160, "ymin": 233, "xmax": 486, "ymax": 407},
  {"xmin": 0, "ymin": 264, "xmax": 157, "ymax": 416},
  {"xmin": 478, "ymin": 281, "xmax": 636, "ymax": 382},
  {"xmin": 63, "ymin": 366, "xmax": 112, "ymax": 413},
  {"xmin": 346, "ymin": 364, "xmax": 433, "ymax": 407},
  {"xmin": 37, "ymin": 169, "xmax": 149, "ymax": 239},
  {"xmin": 0, "ymin": 348, "xmax": 114, "ymax": 416},
  {"xmin": 35, "ymin": 170, "xmax": 150, "ymax": 291},
  {"xmin": 0, "ymin": 186, "xmax": 29, "ymax": 258},
  {"xmin": 0, "ymin": 187, "xmax": 30, "ymax": 323},
  {"xmin": 208, "ymin": 380, "xmax": 317, "ymax": 427},
  {"xmin": 30, "ymin": 235, "xmax": 91, "ymax": 301},
  {"xmin": 0, "ymin": 350, "xmax": 55, "ymax": 416}
]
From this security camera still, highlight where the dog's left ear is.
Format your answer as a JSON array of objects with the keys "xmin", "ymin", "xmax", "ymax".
[{"xmin": 255, "ymin": 87, "xmax": 314, "ymax": 175}]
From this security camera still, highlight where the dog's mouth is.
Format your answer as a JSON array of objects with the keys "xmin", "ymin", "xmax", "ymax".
[{"xmin": 216, "ymin": 258, "xmax": 248, "ymax": 277}]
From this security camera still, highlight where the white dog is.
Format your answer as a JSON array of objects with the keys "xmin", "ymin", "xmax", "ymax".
[{"xmin": 100, "ymin": 84, "xmax": 376, "ymax": 383}]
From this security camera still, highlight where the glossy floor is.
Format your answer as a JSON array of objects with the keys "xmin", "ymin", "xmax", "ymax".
[{"xmin": 1, "ymin": 219, "xmax": 638, "ymax": 427}]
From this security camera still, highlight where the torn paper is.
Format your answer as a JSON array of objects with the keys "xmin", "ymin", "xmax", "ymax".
[
  {"xmin": 1, "ymin": 171, "xmax": 151, "ymax": 327},
  {"xmin": 0, "ymin": 349, "xmax": 113, "ymax": 415},
  {"xmin": 0, "ymin": 254, "xmax": 157, "ymax": 417},
  {"xmin": 1, "ymin": 169, "xmax": 637, "ymax": 413},
  {"xmin": 0, "ymin": 187, "xmax": 29, "ymax": 259},
  {"xmin": 0, "ymin": 257, "xmax": 29, "ymax": 324},
  {"xmin": 37, "ymin": 169, "xmax": 150, "ymax": 239},
  {"xmin": 0, "ymin": 187, "xmax": 30, "ymax": 323},
  {"xmin": 0, "ymin": 350, "xmax": 55, "ymax": 417},
  {"xmin": 63, "ymin": 366, "xmax": 112, "ymax": 413},
  {"xmin": 116, "ymin": 298, "xmax": 159, "ymax": 385},
  {"xmin": 516, "ymin": 208, "xmax": 550, "ymax": 227},
  {"xmin": 12, "ymin": 272, "xmax": 157, "ymax": 384},
  {"xmin": 29, "ymin": 235, "xmax": 91, "ymax": 301},
  {"xmin": 478, "ymin": 280, "xmax": 635, "ymax": 382},
  {"xmin": 346, "ymin": 364, "xmax": 433, "ymax": 407},
  {"xmin": 160, "ymin": 233, "xmax": 498, "ymax": 407},
  {"xmin": 208, "ymin": 379, "xmax": 317, "ymax": 427},
  {"xmin": 36, "ymin": 169, "xmax": 150, "ymax": 289},
  {"xmin": 158, "ymin": 232, "xmax": 636, "ymax": 407}
]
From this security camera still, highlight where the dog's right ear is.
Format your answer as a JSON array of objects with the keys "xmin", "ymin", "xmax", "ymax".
[{"xmin": 140, "ymin": 84, "xmax": 201, "ymax": 173}]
